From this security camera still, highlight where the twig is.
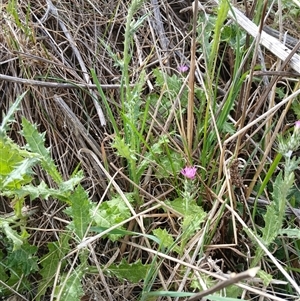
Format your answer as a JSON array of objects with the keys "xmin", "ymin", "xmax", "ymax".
[
  {"xmin": 187, "ymin": 1, "xmax": 198, "ymax": 159},
  {"xmin": 187, "ymin": 267, "xmax": 260, "ymax": 301},
  {"xmin": 0, "ymin": 74, "xmax": 129, "ymax": 89}
]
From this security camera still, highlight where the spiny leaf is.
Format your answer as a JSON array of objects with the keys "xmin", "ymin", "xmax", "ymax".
[
  {"xmin": 91, "ymin": 210, "xmax": 126, "ymax": 241},
  {"xmin": 0, "ymin": 136, "xmax": 37, "ymax": 191},
  {"xmin": 37, "ymin": 233, "xmax": 70, "ymax": 301},
  {"xmin": 65, "ymin": 185, "xmax": 92, "ymax": 240},
  {"xmin": 54, "ymin": 266, "xmax": 84, "ymax": 301},
  {"xmin": 2, "ymin": 157, "xmax": 38, "ymax": 189},
  {"xmin": 111, "ymin": 136, "xmax": 137, "ymax": 161},
  {"xmin": 152, "ymin": 228, "xmax": 180, "ymax": 254},
  {"xmin": 91, "ymin": 193, "xmax": 133, "ymax": 241},
  {"xmin": 5, "ymin": 242, "xmax": 38, "ymax": 275},
  {"xmin": 279, "ymin": 227, "xmax": 300, "ymax": 238},
  {"xmin": 105, "ymin": 259, "xmax": 150, "ymax": 283},
  {"xmin": 261, "ymin": 203, "xmax": 280, "ymax": 245},
  {"xmin": 0, "ymin": 91, "xmax": 27, "ymax": 135},
  {"xmin": 1, "ymin": 221, "xmax": 24, "ymax": 250},
  {"xmin": 21, "ymin": 117, "xmax": 62, "ymax": 184},
  {"xmin": 153, "ymin": 68, "xmax": 188, "ymax": 103},
  {"xmin": 165, "ymin": 198, "xmax": 207, "ymax": 219}
]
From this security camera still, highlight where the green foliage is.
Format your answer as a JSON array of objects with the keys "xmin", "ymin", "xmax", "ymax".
[
  {"xmin": 21, "ymin": 117, "xmax": 63, "ymax": 184},
  {"xmin": 153, "ymin": 68, "xmax": 188, "ymax": 106},
  {"xmin": 0, "ymin": 91, "xmax": 26, "ymax": 135},
  {"xmin": 0, "ymin": 135, "xmax": 37, "ymax": 191},
  {"xmin": 251, "ymin": 128, "xmax": 300, "ymax": 267},
  {"xmin": 152, "ymin": 228, "xmax": 181, "ymax": 254},
  {"xmin": 53, "ymin": 265, "xmax": 85, "ymax": 301},
  {"xmin": 5, "ymin": 242, "xmax": 38, "ymax": 275},
  {"xmin": 111, "ymin": 136, "xmax": 137, "ymax": 161},
  {"xmin": 291, "ymin": 100, "xmax": 300, "ymax": 120},
  {"xmin": 279, "ymin": 228, "xmax": 300, "ymax": 239},
  {"xmin": 91, "ymin": 193, "xmax": 134, "ymax": 241},
  {"xmin": 6, "ymin": 0, "xmax": 32, "ymax": 39},
  {"xmin": 37, "ymin": 234, "xmax": 70, "ymax": 300},
  {"xmin": 154, "ymin": 150, "xmax": 183, "ymax": 179},
  {"xmin": 257, "ymin": 270, "xmax": 273, "ymax": 287},
  {"xmin": 1, "ymin": 242, "xmax": 38, "ymax": 295},
  {"xmin": 64, "ymin": 185, "xmax": 92, "ymax": 240},
  {"xmin": 165, "ymin": 198, "xmax": 206, "ymax": 254},
  {"xmin": 0, "ymin": 99, "xmax": 93, "ymax": 299},
  {"xmin": 105, "ymin": 259, "xmax": 150, "ymax": 283}
]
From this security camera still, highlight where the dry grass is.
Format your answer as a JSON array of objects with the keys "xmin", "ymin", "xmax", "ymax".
[{"xmin": 1, "ymin": 0, "xmax": 300, "ymax": 300}]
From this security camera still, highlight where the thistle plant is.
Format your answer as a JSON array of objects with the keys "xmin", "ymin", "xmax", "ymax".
[
  {"xmin": 181, "ymin": 166, "xmax": 198, "ymax": 211},
  {"xmin": 251, "ymin": 121, "xmax": 300, "ymax": 267}
]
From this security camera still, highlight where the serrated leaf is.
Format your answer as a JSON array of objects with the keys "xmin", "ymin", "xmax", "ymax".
[
  {"xmin": 65, "ymin": 185, "xmax": 91, "ymax": 240},
  {"xmin": 153, "ymin": 69, "xmax": 188, "ymax": 104},
  {"xmin": 54, "ymin": 266, "xmax": 84, "ymax": 301},
  {"xmin": 2, "ymin": 157, "xmax": 38, "ymax": 189},
  {"xmin": 105, "ymin": 259, "xmax": 150, "ymax": 283},
  {"xmin": 91, "ymin": 194, "xmax": 133, "ymax": 241},
  {"xmin": 21, "ymin": 117, "xmax": 62, "ymax": 184},
  {"xmin": 136, "ymin": 134, "xmax": 170, "ymax": 179},
  {"xmin": 155, "ymin": 152, "xmax": 184, "ymax": 179},
  {"xmin": 59, "ymin": 171, "xmax": 84, "ymax": 193},
  {"xmin": 257, "ymin": 270, "xmax": 273, "ymax": 286},
  {"xmin": 165, "ymin": 198, "xmax": 207, "ymax": 219},
  {"xmin": 272, "ymin": 171, "xmax": 293, "ymax": 214},
  {"xmin": 111, "ymin": 136, "xmax": 137, "ymax": 161},
  {"xmin": 5, "ymin": 243, "xmax": 38, "ymax": 275},
  {"xmin": 7, "ymin": 181, "xmax": 53, "ymax": 200},
  {"xmin": 0, "ymin": 136, "xmax": 37, "ymax": 191},
  {"xmin": 278, "ymin": 227, "xmax": 300, "ymax": 238},
  {"xmin": 1, "ymin": 221, "xmax": 24, "ymax": 250},
  {"xmin": 261, "ymin": 203, "xmax": 280, "ymax": 245},
  {"xmin": 0, "ymin": 91, "xmax": 27, "ymax": 134},
  {"xmin": 152, "ymin": 228, "xmax": 180, "ymax": 253},
  {"xmin": 37, "ymin": 233, "xmax": 70, "ymax": 301}
]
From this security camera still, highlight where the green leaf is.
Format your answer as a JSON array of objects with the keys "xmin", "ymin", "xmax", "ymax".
[
  {"xmin": 111, "ymin": 136, "xmax": 137, "ymax": 161},
  {"xmin": 2, "ymin": 157, "xmax": 38, "ymax": 189},
  {"xmin": 21, "ymin": 117, "xmax": 62, "ymax": 184},
  {"xmin": 37, "ymin": 233, "xmax": 70, "ymax": 301},
  {"xmin": 257, "ymin": 270, "xmax": 273, "ymax": 286},
  {"xmin": 165, "ymin": 198, "xmax": 207, "ymax": 219},
  {"xmin": 155, "ymin": 152, "xmax": 184, "ymax": 179},
  {"xmin": 59, "ymin": 171, "xmax": 84, "ymax": 193},
  {"xmin": 105, "ymin": 259, "xmax": 150, "ymax": 283},
  {"xmin": 65, "ymin": 185, "xmax": 92, "ymax": 240},
  {"xmin": 91, "ymin": 193, "xmax": 133, "ymax": 241},
  {"xmin": 261, "ymin": 203, "xmax": 280, "ymax": 245},
  {"xmin": 0, "ymin": 91, "xmax": 27, "ymax": 135},
  {"xmin": 1, "ymin": 221, "xmax": 24, "ymax": 250},
  {"xmin": 278, "ymin": 227, "xmax": 300, "ymax": 238},
  {"xmin": 136, "ymin": 134, "xmax": 170, "ymax": 179},
  {"xmin": 152, "ymin": 228, "xmax": 180, "ymax": 254},
  {"xmin": 5, "ymin": 242, "xmax": 38, "ymax": 275},
  {"xmin": 0, "ymin": 136, "xmax": 36, "ymax": 191},
  {"xmin": 153, "ymin": 69, "xmax": 188, "ymax": 104},
  {"xmin": 54, "ymin": 266, "xmax": 84, "ymax": 301},
  {"xmin": 6, "ymin": 181, "xmax": 54, "ymax": 200}
]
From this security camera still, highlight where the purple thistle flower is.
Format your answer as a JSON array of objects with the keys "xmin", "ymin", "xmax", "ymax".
[
  {"xmin": 177, "ymin": 65, "xmax": 189, "ymax": 73},
  {"xmin": 181, "ymin": 166, "xmax": 197, "ymax": 179},
  {"xmin": 295, "ymin": 120, "xmax": 300, "ymax": 130}
]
